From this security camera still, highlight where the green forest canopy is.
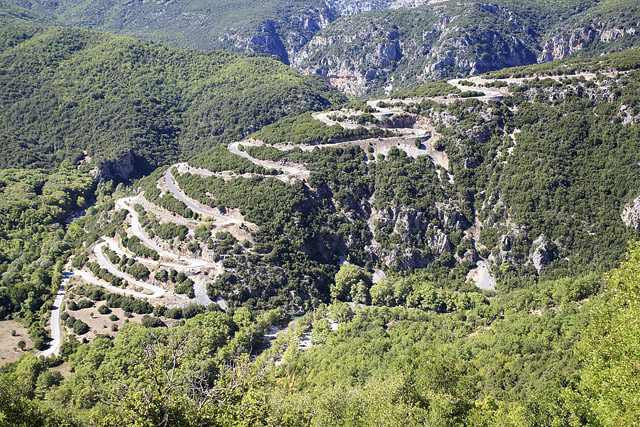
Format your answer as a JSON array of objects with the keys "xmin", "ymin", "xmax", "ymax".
[{"xmin": 0, "ymin": 24, "xmax": 345, "ymax": 175}]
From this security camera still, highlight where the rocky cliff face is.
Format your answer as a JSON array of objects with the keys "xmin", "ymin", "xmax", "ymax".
[
  {"xmin": 540, "ymin": 24, "xmax": 639, "ymax": 62},
  {"xmin": 365, "ymin": 203, "xmax": 469, "ymax": 270},
  {"xmin": 292, "ymin": 28, "xmax": 403, "ymax": 95},
  {"xmin": 214, "ymin": 9, "xmax": 338, "ymax": 64},
  {"xmin": 530, "ymin": 236, "xmax": 556, "ymax": 273},
  {"xmin": 423, "ymin": 29, "xmax": 537, "ymax": 80},
  {"xmin": 98, "ymin": 151, "xmax": 136, "ymax": 181},
  {"xmin": 217, "ymin": 24, "xmax": 290, "ymax": 63},
  {"xmin": 538, "ymin": 1, "xmax": 640, "ymax": 62},
  {"xmin": 216, "ymin": 0, "xmax": 454, "ymax": 63},
  {"xmin": 290, "ymin": 1, "xmax": 640, "ymax": 96},
  {"xmin": 326, "ymin": 0, "xmax": 432, "ymax": 16},
  {"xmin": 292, "ymin": 3, "xmax": 539, "ymax": 96},
  {"xmin": 622, "ymin": 196, "xmax": 640, "ymax": 231}
]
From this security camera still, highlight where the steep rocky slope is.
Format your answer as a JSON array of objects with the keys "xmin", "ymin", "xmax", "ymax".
[
  {"xmin": 116, "ymin": 49, "xmax": 640, "ymax": 310},
  {"xmin": 294, "ymin": 0, "xmax": 640, "ymax": 96},
  {"xmin": 293, "ymin": 2, "xmax": 542, "ymax": 96},
  {"xmin": 540, "ymin": 0, "xmax": 640, "ymax": 62},
  {"xmin": 328, "ymin": 0, "xmax": 431, "ymax": 16},
  {"xmin": 3, "ymin": 0, "xmax": 435, "ymax": 63}
]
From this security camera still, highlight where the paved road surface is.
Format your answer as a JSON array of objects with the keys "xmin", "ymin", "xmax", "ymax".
[
  {"xmin": 447, "ymin": 78, "xmax": 504, "ymax": 101},
  {"xmin": 135, "ymin": 195, "xmax": 202, "ymax": 226},
  {"xmin": 313, "ymin": 111, "xmax": 361, "ymax": 129},
  {"xmin": 228, "ymin": 142, "xmax": 308, "ymax": 176},
  {"xmin": 164, "ymin": 166, "xmax": 242, "ymax": 223},
  {"xmin": 39, "ymin": 271, "xmax": 72, "ymax": 358},
  {"xmin": 102, "ymin": 237, "xmax": 188, "ymax": 270},
  {"xmin": 115, "ymin": 197, "xmax": 211, "ymax": 267},
  {"xmin": 93, "ymin": 242, "xmax": 166, "ymax": 298}
]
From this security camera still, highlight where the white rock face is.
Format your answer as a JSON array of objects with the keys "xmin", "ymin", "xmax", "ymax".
[
  {"xmin": 530, "ymin": 235, "xmax": 555, "ymax": 273},
  {"xmin": 467, "ymin": 260, "xmax": 496, "ymax": 290},
  {"xmin": 622, "ymin": 195, "xmax": 640, "ymax": 231},
  {"xmin": 540, "ymin": 22, "xmax": 640, "ymax": 63}
]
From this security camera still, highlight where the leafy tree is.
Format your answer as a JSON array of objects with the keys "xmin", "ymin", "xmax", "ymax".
[
  {"xmin": 370, "ymin": 279, "xmax": 394, "ymax": 306},
  {"xmin": 141, "ymin": 315, "xmax": 166, "ymax": 328},
  {"xmin": 155, "ymin": 269, "xmax": 169, "ymax": 282},
  {"xmin": 72, "ymin": 319, "xmax": 89, "ymax": 335},
  {"xmin": 349, "ymin": 280, "xmax": 370, "ymax": 305},
  {"xmin": 577, "ymin": 242, "xmax": 640, "ymax": 426},
  {"xmin": 0, "ymin": 371, "xmax": 74, "ymax": 427},
  {"xmin": 331, "ymin": 264, "xmax": 371, "ymax": 301}
]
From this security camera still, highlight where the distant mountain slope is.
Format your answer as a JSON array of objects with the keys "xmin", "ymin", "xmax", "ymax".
[
  {"xmin": 7, "ymin": 0, "xmax": 337, "ymax": 63},
  {"xmin": 0, "ymin": 25, "xmax": 346, "ymax": 177},
  {"xmin": 294, "ymin": 0, "xmax": 640, "ymax": 96},
  {"xmin": 10, "ymin": 0, "xmax": 639, "ymax": 97},
  {"xmin": 0, "ymin": 0, "xmax": 52, "ymax": 26},
  {"xmin": 326, "ymin": 0, "xmax": 431, "ymax": 16},
  {"xmin": 293, "ymin": 1, "xmax": 543, "ymax": 96},
  {"xmin": 4, "ymin": 1, "xmax": 445, "ymax": 63},
  {"xmin": 4, "ymin": 0, "xmax": 591, "ymax": 67}
]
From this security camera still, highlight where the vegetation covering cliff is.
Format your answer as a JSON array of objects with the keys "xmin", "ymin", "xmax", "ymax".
[
  {"xmin": 146, "ymin": 49, "xmax": 640, "ymax": 312},
  {"xmin": 1, "ymin": 228, "xmax": 639, "ymax": 425}
]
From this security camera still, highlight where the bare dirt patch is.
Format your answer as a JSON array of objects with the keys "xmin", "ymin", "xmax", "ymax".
[
  {"xmin": 0, "ymin": 320, "xmax": 36, "ymax": 365},
  {"xmin": 50, "ymin": 361, "xmax": 71, "ymax": 378},
  {"xmin": 63, "ymin": 304, "xmax": 146, "ymax": 342}
]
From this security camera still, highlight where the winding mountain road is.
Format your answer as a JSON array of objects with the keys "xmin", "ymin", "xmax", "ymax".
[
  {"xmin": 39, "ymin": 189, "xmax": 232, "ymax": 355},
  {"xmin": 447, "ymin": 78, "xmax": 505, "ymax": 101},
  {"xmin": 38, "ymin": 271, "xmax": 72, "ymax": 358},
  {"xmin": 115, "ymin": 197, "xmax": 213, "ymax": 268},
  {"xmin": 94, "ymin": 242, "xmax": 166, "ymax": 298},
  {"xmin": 102, "ymin": 237, "xmax": 188, "ymax": 270},
  {"xmin": 313, "ymin": 111, "xmax": 361, "ymax": 129},
  {"xmin": 39, "ymin": 252, "xmax": 168, "ymax": 358},
  {"xmin": 65, "ymin": 86, "xmax": 517, "ymax": 322},
  {"xmin": 228, "ymin": 142, "xmax": 308, "ymax": 177},
  {"xmin": 134, "ymin": 195, "xmax": 202, "ymax": 226},
  {"xmin": 164, "ymin": 166, "xmax": 244, "ymax": 223}
]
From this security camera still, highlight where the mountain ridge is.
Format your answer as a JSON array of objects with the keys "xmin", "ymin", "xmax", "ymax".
[
  {"xmin": 7, "ymin": 0, "xmax": 640, "ymax": 96},
  {"xmin": 0, "ymin": 24, "xmax": 346, "ymax": 177}
]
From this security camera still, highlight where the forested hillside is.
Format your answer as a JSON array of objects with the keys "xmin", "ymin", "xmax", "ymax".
[
  {"xmin": 0, "ymin": 163, "xmax": 95, "ymax": 349},
  {"xmin": 5, "ymin": 0, "xmax": 337, "ymax": 62},
  {"xmin": 1, "ymin": 4, "xmax": 640, "ymax": 426},
  {"xmin": 1, "ymin": 215, "xmax": 638, "ymax": 425},
  {"xmin": 150, "ymin": 48, "xmax": 640, "ymax": 313},
  {"xmin": 0, "ymin": 24, "xmax": 345, "ymax": 177},
  {"xmin": 7, "ymin": 0, "xmax": 640, "ymax": 96},
  {"xmin": 0, "ymin": 0, "xmax": 52, "ymax": 26}
]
